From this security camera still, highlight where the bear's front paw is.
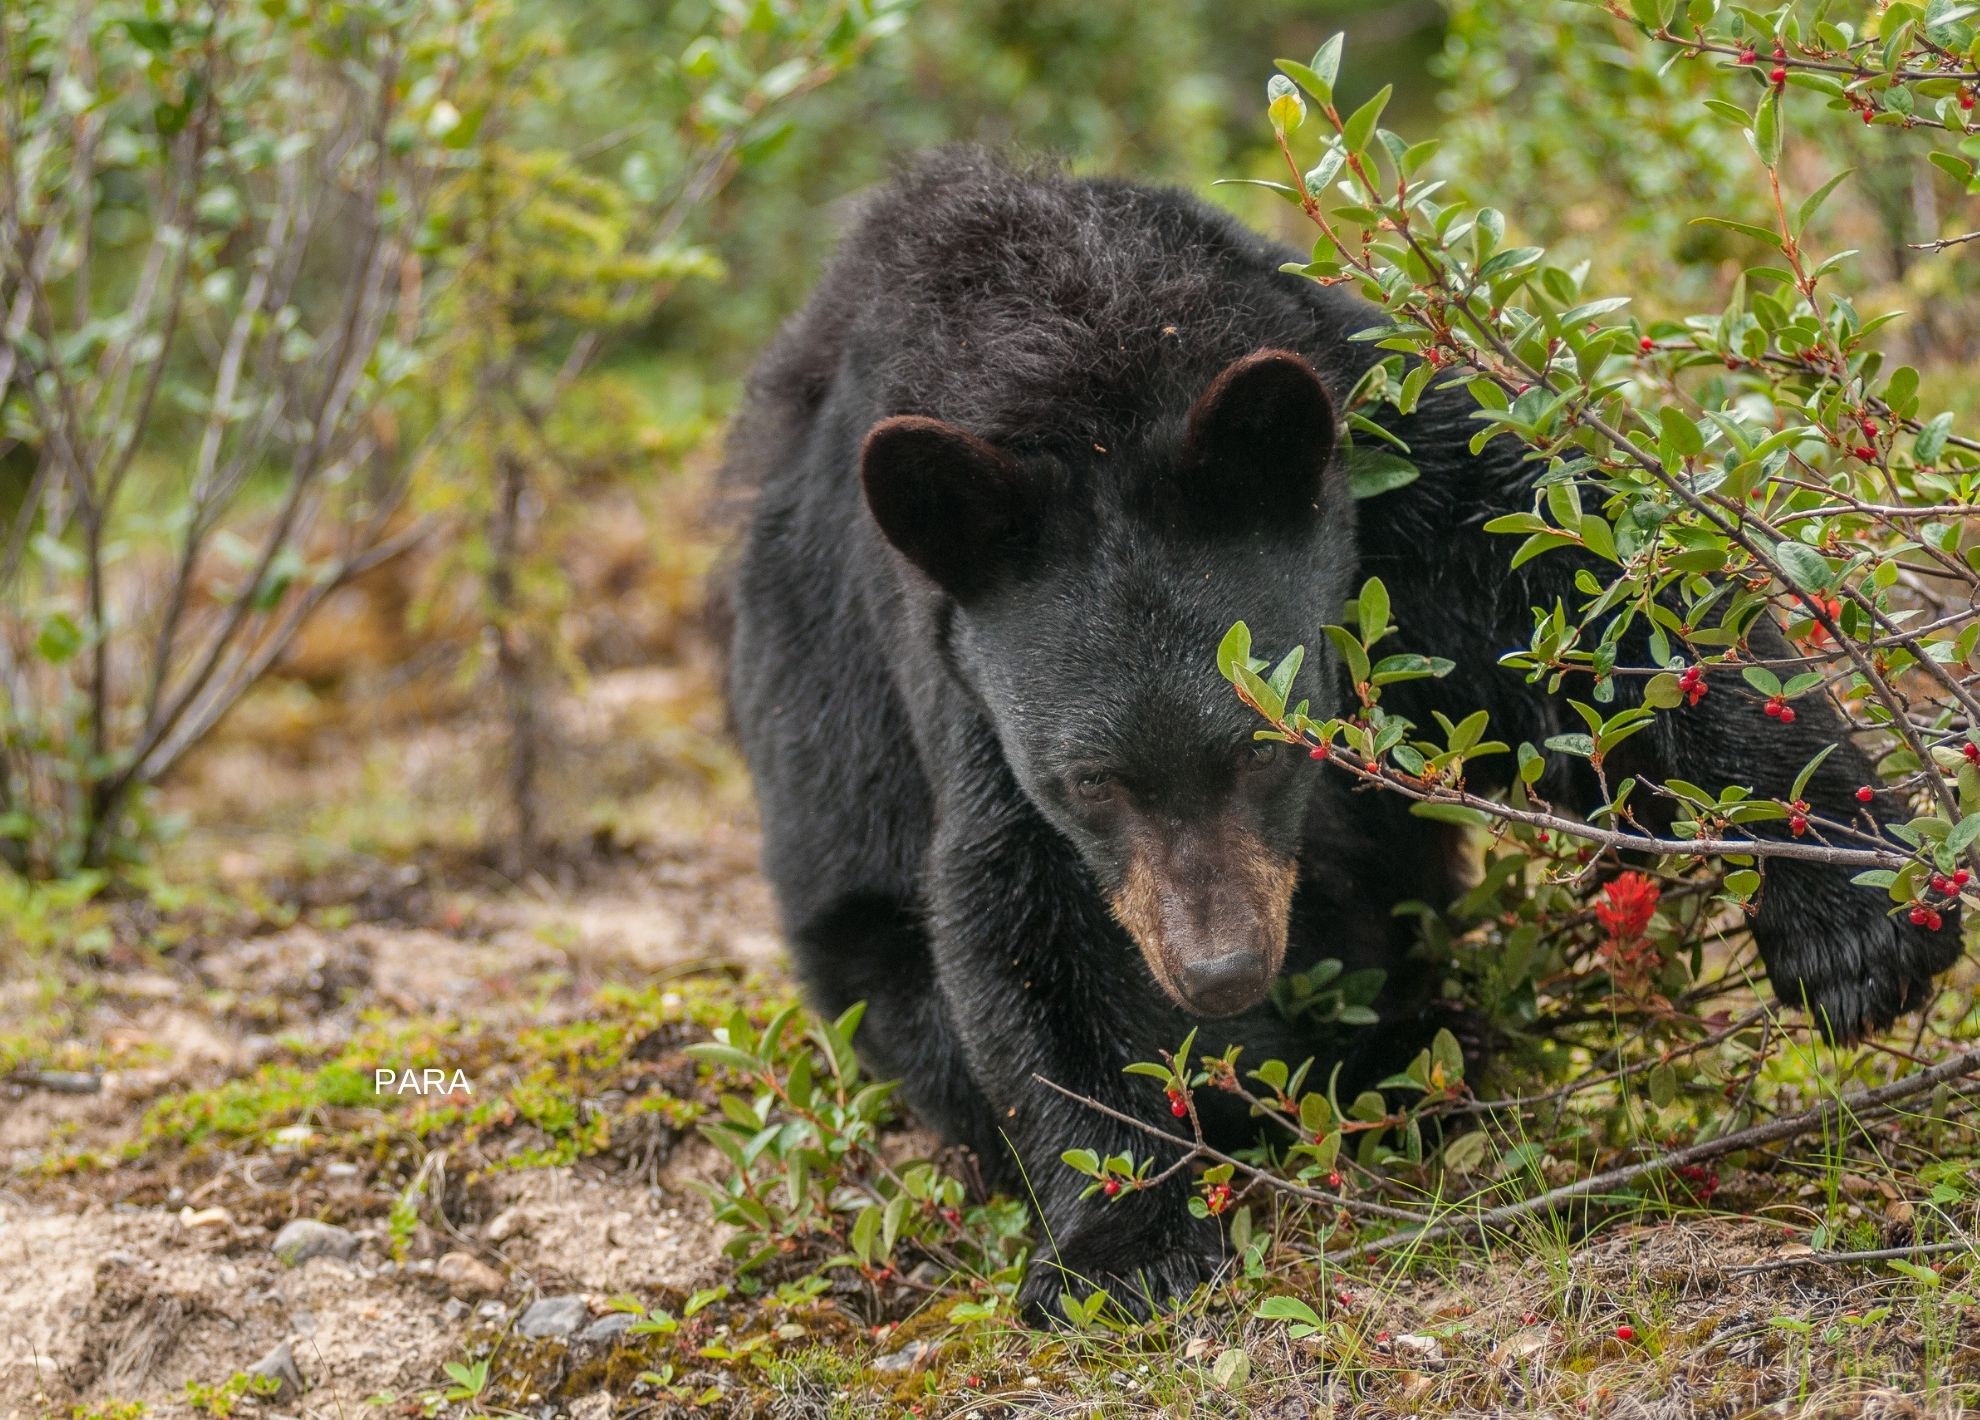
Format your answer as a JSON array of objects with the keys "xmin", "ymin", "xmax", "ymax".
[
  {"xmin": 1757, "ymin": 859, "xmax": 1963, "ymax": 1042},
  {"xmin": 1017, "ymin": 1219, "xmax": 1224, "ymax": 1327}
]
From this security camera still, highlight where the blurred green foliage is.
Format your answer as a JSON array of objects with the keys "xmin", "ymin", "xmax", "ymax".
[
  {"xmin": 529, "ymin": 0, "xmax": 1449, "ymax": 391},
  {"xmin": 17, "ymin": 0, "xmax": 1977, "ymax": 881}
]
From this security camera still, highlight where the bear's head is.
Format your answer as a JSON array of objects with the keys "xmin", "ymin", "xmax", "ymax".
[{"xmin": 860, "ymin": 349, "xmax": 1353, "ymax": 1017}]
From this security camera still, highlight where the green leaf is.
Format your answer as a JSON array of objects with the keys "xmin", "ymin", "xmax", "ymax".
[
  {"xmin": 1268, "ymin": 75, "xmax": 1306, "ymax": 134},
  {"xmin": 35, "ymin": 612, "xmax": 83, "ymax": 664},
  {"xmin": 1644, "ymin": 672, "xmax": 1683, "ymax": 709},
  {"xmin": 1233, "ymin": 661, "xmax": 1284, "ymax": 720},
  {"xmin": 1544, "ymin": 733, "xmax": 1595, "ymax": 758},
  {"xmin": 1648, "ymin": 1062, "xmax": 1677, "ymax": 1108},
  {"xmin": 1659, "ymin": 406, "xmax": 1704, "ymax": 458},
  {"xmin": 1324, "ymin": 625, "xmax": 1370, "ymax": 688},
  {"xmin": 1275, "ymin": 58, "xmax": 1332, "ymax": 105},
  {"xmin": 1211, "ymin": 1347, "xmax": 1251, "ymax": 1388},
  {"xmin": 1256, "ymin": 1295, "xmax": 1323, "ymax": 1328},
  {"xmin": 1752, "ymin": 85, "xmax": 1784, "ymax": 167},
  {"xmin": 1430, "ymin": 1027, "xmax": 1464, "ymax": 1080},
  {"xmin": 1691, "ymin": 215, "xmax": 1782, "ymax": 245},
  {"xmin": 1790, "ymin": 744, "xmax": 1838, "ymax": 802},
  {"xmin": 1344, "ymin": 446, "xmax": 1420, "ymax": 499},
  {"xmin": 1741, "ymin": 665, "xmax": 1784, "ymax": 697},
  {"xmin": 1773, "ymin": 541, "xmax": 1836, "ymax": 594},
  {"xmin": 684, "ymin": 1042, "xmax": 757, "ymax": 1071},
  {"xmin": 1267, "ymin": 645, "xmax": 1306, "ymax": 702},
  {"xmin": 1369, "ymin": 653, "xmax": 1452, "ymax": 685},
  {"xmin": 1795, "ymin": 170, "xmax": 1853, "ymax": 236},
  {"xmin": 1915, "ymin": 412, "xmax": 1954, "ymax": 463},
  {"xmin": 1357, "ymin": 577, "xmax": 1391, "ymax": 641},
  {"xmin": 1342, "ymin": 84, "xmax": 1392, "ymax": 154},
  {"xmin": 1510, "ymin": 532, "xmax": 1578, "ymax": 568},
  {"xmin": 1307, "ymin": 33, "xmax": 1344, "ymax": 97},
  {"xmin": 1217, "ymin": 622, "xmax": 1253, "ymax": 681},
  {"xmin": 1409, "ymin": 801, "xmax": 1493, "ymax": 825},
  {"xmin": 121, "ymin": 18, "xmax": 175, "ymax": 52},
  {"xmin": 1212, "ymin": 178, "xmax": 1300, "ymax": 201}
]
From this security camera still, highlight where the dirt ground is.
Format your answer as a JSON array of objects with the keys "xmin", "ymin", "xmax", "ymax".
[{"xmin": 0, "ymin": 664, "xmax": 785, "ymax": 1418}]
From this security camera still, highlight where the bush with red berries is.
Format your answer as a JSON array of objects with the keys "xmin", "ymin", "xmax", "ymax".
[{"xmin": 1061, "ymin": 7, "xmax": 1980, "ymax": 1294}]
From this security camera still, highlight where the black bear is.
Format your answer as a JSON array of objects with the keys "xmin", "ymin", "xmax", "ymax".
[{"xmin": 718, "ymin": 150, "xmax": 1959, "ymax": 1319}]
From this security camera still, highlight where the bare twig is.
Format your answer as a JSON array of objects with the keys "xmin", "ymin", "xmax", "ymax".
[
  {"xmin": 1325, "ymin": 1046, "xmax": 1980, "ymax": 1263},
  {"xmin": 1725, "ymin": 1239, "xmax": 1975, "ymax": 1276}
]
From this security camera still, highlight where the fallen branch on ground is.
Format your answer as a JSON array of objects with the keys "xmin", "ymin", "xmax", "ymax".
[
  {"xmin": 1326, "ymin": 1044, "xmax": 1980, "ymax": 1263},
  {"xmin": 1726, "ymin": 1239, "xmax": 1975, "ymax": 1277}
]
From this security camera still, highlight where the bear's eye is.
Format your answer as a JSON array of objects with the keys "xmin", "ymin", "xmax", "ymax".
[
  {"xmin": 1071, "ymin": 771, "xmax": 1117, "ymax": 804},
  {"xmin": 1241, "ymin": 740, "xmax": 1281, "ymax": 772}
]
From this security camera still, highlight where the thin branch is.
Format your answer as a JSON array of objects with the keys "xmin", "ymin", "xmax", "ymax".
[
  {"xmin": 1029, "ymin": 1072, "xmax": 1437, "ymax": 1226},
  {"xmin": 1325, "ymin": 1045, "xmax": 1980, "ymax": 1263},
  {"xmin": 1725, "ymin": 1239, "xmax": 1975, "ymax": 1276}
]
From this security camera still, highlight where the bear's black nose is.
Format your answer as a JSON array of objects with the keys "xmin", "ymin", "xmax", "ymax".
[{"xmin": 1179, "ymin": 949, "xmax": 1268, "ymax": 1017}]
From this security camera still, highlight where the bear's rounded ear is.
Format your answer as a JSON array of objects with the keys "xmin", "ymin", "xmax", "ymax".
[
  {"xmin": 860, "ymin": 415, "xmax": 1032, "ymax": 601},
  {"xmin": 1181, "ymin": 349, "xmax": 1338, "ymax": 528}
]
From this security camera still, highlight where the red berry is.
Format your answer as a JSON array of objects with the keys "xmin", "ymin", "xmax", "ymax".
[
  {"xmin": 1309, "ymin": 742, "xmax": 1330, "ymax": 761},
  {"xmin": 1764, "ymin": 700, "xmax": 1781, "ymax": 719},
  {"xmin": 1336, "ymin": 1290, "xmax": 1356, "ymax": 1307},
  {"xmin": 1327, "ymin": 1171, "xmax": 1343, "ymax": 1190},
  {"xmin": 1963, "ymin": 90, "xmax": 1976, "ymax": 111},
  {"xmin": 1102, "ymin": 1178, "xmax": 1121, "ymax": 1197},
  {"xmin": 1856, "ymin": 786, "xmax": 1875, "ymax": 803},
  {"xmin": 1854, "ymin": 446, "xmax": 1876, "ymax": 461},
  {"xmin": 1639, "ymin": 336, "xmax": 1655, "ymax": 352},
  {"xmin": 1170, "ymin": 1097, "xmax": 1188, "ymax": 1117},
  {"xmin": 1963, "ymin": 743, "xmax": 1979, "ymax": 763},
  {"xmin": 1522, "ymin": 1312, "xmax": 1539, "ymax": 1326},
  {"xmin": 1956, "ymin": 870, "xmax": 1970, "ymax": 887},
  {"xmin": 1910, "ymin": 906, "xmax": 1929, "ymax": 926},
  {"xmin": 1616, "ymin": 1324, "xmax": 1636, "ymax": 1341},
  {"xmin": 1928, "ymin": 909, "xmax": 1943, "ymax": 931},
  {"xmin": 1932, "ymin": 874, "xmax": 1950, "ymax": 894},
  {"xmin": 1773, "ymin": 44, "xmax": 1786, "ymax": 58},
  {"xmin": 1779, "ymin": 707, "xmax": 1795, "ymax": 725},
  {"xmin": 1769, "ymin": 65, "xmax": 1787, "ymax": 85},
  {"xmin": 1738, "ymin": 48, "xmax": 1757, "ymax": 64},
  {"xmin": 1789, "ymin": 815, "xmax": 1807, "ymax": 837},
  {"xmin": 1861, "ymin": 420, "xmax": 1879, "ymax": 437},
  {"xmin": 1863, "ymin": 108, "xmax": 1875, "ymax": 123}
]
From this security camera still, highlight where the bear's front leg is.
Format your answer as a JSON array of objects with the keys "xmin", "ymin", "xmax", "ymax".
[
  {"xmin": 1629, "ymin": 641, "xmax": 1963, "ymax": 1040},
  {"xmin": 925, "ymin": 801, "xmax": 1227, "ymax": 1325}
]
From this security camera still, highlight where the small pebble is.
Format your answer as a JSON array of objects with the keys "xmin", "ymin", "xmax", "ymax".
[
  {"xmin": 516, "ymin": 1294, "xmax": 590, "ymax": 1338},
  {"xmin": 872, "ymin": 1339, "xmax": 936, "ymax": 1373},
  {"xmin": 578, "ymin": 1313, "xmax": 637, "ymax": 1344},
  {"xmin": 271, "ymin": 1220, "xmax": 358, "ymax": 1266},
  {"xmin": 247, "ymin": 1340, "xmax": 305, "ymax": 1401},
  {"xmin": 435, "ymin": 1251, "xmax": 506, "ymax": 1300}
]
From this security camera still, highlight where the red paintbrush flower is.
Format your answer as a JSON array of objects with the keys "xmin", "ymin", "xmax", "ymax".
[{"xmin": 1593, "ymin": 871, "xmax": 1660, "ymax": 944}]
